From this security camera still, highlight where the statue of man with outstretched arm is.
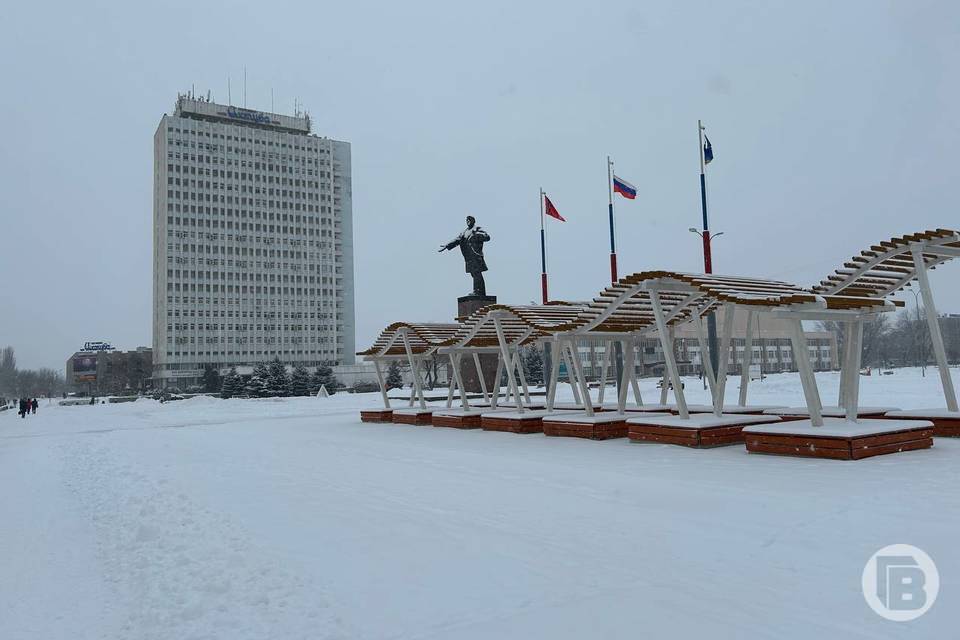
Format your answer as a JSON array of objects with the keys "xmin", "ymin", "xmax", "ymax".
[{"xmin": 439, "ymin": 215, "xmax": 491, "ymax": 296}]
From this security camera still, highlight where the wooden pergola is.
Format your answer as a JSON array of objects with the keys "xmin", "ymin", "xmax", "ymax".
[
  {"xmin": 433, "ymin": 303, "xmax": 587, "ymax": 430},
  {"xmin": 545, "ymin": 270, "xmax": 909, "ymax": 447},
  {"xmin": 356, "ymin": 322, "xmax": 460, "ymax": 423},
  {"xmin": 810, "ymin": 228, "xmax": 960, "ymax": 435},
  {"xmin": 355, "ymin": 227, "xmax": 955, "ymax": 456}
]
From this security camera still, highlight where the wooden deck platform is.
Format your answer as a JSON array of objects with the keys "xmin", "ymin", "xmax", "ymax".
[
  {"xmin": 431, "ymin": 409, "xmax": 486, "ymax": 429},
  {"xmin": 687, "ymin": 405, "xmax": 786, "ymax": 415},
  {"xmin": 743, "ymin": 418, "xmax": 933, "ymax": 460},
  {"xmin": 481, "ymin": 410, "xmax": 553, "ymax": 434},
  {"xmin": 550, "ymin": 402, "xmax": 615, "ymax": 412},
  {"xmin": 391, "ymin": 408, "xmax": 434, "ymax": 425},
  {"xmin": 360, "ymin": 408, "xmax": 394, "ymax": 423},
  {"xmin": 883, "ymin": 409, "xmax": 960, "ymax": 437},
  {"xmin": 618, "ymin": 404, "xmax": 784, "ymax": 416},
  {"xmin": 472, "ymin": 401, "xmax": 547, "ymax": 410},
  {"xmin": 620, "ymin": 404, "xmax": 677, "ymax": 413},
  {"xmin": 762, "ymin": 406, "xmax": 900, "ymax": 422},
  {"xmin": 627, "ymin": 414, "xmax": 780, "ymax": 448},
  {"xmin": 541, "ymin": 413, "xmax": 630, "ymax": 440}
]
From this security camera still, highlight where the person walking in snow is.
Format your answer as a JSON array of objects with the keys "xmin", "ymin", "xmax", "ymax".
[
  {"xmin": 31, "ymin": 398, "xmax": 38, "ymax": 414},
  {"xmin": 18, "ymin": 398, "xmax": 27, "ymax": 418}
]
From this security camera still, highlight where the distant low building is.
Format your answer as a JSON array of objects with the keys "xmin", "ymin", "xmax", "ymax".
[{"xmin": 66, "ymin": 347, "xmax": 153, "ymax": 395}]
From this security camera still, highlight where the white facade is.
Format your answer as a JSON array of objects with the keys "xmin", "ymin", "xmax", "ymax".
[{"xmin": 153, "ymin": 95, "xmax": 354, "ymax": 388}]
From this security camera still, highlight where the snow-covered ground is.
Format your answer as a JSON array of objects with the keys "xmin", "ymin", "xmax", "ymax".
[{"xmin": 1, "ymin": 367, "xmax": 957, "ymax": 639}]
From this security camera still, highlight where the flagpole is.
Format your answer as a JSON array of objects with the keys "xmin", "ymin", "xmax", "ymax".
[
  {"xmin": 607, "ymin": 156, "xmax": 618, "ymax": 283},
  {"xmin": 698, "ymin": 120, "xmax": 720, "ymax": 377},
  {"xmin": 607, "ymin": 157, "xmax": 624, "ymax": 392},
  {"xmin": 540, "ymin": 188, "xmax": 548, "ymax": 304}
]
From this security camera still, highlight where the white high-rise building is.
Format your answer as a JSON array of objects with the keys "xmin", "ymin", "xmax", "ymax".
[{"xmin": 152, "ymin": 93, "xmax": 354, "ymax": 389}]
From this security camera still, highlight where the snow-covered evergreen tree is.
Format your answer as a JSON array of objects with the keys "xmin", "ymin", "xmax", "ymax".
[
  {"xmin": 386, "ymin": 361, "xmax": 403, "ymax": 390},
  {"xmin": 265, "ymin": 357, "xmax": 290, "ymax": 397},
  {"xmin": 245, "ymin": 362, "xmax": 270, "ymax": 398},
  {"xmin": 522, "ymin": 346, "xmax": 544, "ymax": 385},
  {"xmin": 311, "ymin": 361, "xmax": 338, "ymax": 396},
  {"xmin": 202, "ymin": 365, "xmax": 221, "ymax": 393},
  {"xmin": 290, "ymin": 363, "xmax": 311, "ymax": 397},
  {"xmin": 220, "ymin": 366, "xmax": 241, "ymax": 399}
]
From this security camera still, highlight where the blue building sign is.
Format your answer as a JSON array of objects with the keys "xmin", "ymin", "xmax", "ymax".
[{"xmin": 224, "ymin": 107, "xmax": 275, "ymax": 125}]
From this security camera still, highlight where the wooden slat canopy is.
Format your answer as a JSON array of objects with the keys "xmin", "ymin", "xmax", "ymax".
[
  {"xmin": 445, "ymin": 303, "xmax": 589, "ymax": 349},
  {"xmin": 570, "ymin": 270, "xmax": 892, "ymax": 336},
  {"xmin": 812, "ymin": 228, "xmax": 960, "ymax": 298},
  {"xmin": 356, "ymin": 322, "xmax": 461, "ymax": 357},
  {"xmin": 358, "ymin": 264, "xmax": 904, "ymax": 358}
]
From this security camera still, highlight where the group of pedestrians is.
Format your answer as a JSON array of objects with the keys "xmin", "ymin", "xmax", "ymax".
[{"xmin": 18, "ymin": 398, "xmax": 38, "ymax": 418}]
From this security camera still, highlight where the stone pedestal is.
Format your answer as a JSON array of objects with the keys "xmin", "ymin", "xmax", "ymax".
[{"xmin": 457, "ymin": 295, "xmax": 499, "ymax": 393}]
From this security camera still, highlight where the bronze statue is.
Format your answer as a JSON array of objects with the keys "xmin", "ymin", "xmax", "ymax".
[{"xmin": 439, "ymin": 215, "xmax": 491, "ymax": 296}]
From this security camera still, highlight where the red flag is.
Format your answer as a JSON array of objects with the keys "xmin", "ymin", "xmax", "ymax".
[{"xmin": 544, "ymin": 195, "xmax": 566, "ymax": 222}]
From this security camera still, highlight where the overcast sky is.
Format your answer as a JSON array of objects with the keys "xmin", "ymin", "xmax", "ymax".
[{"xmin": 2, "ymin": 0, "xmax": 958, "ymax": 370}]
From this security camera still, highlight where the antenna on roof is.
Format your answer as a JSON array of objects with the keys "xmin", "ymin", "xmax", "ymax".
[
  {"xmin": 228, "ymin": 77, "xmax": 232, "ymax": 105},
  {"xmin": 271, "ymin": 87, "xmax": 274, "ymax": 113},
  {"xmin": 243, "ymin": 66, "xmax": 247, "ymax": 108}
]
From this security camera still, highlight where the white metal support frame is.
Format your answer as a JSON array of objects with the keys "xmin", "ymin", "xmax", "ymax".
[
  {"xmin": 597, "ymin": 339, "xmax": 612, "ymax": 404},
  {"xmin": 617, "ymin": 338, "xmax": 638, "ymax": 413},
  {"xmin": 658, "ymin": 327, "xmax": 674, "ymax": 406},
  {"xmin": 650, "ymin": 290, "xmax": 689, "ymax": 418},
  {"xmin": 837, "ymin": 323, "xmax": 852, "ymax": 408},
  {"xmin": 558, "ymin": 343, "xmax": 582, "ymax": 405},
  {"xmin": 693, "ymin": 312, "xmax": 718, "ymax": 407},
  {"xmin": 472, "ymin": 353, "xmax": 489, "ymax": 402},
  {"xmin": 445, "ymin": 353, "xmax": 457, "ymax": 408},
  {"xmin": 713, "ymin": 303, "xmax": 736, "ymax": 416},
  {"xmin": 843, "ymin": 319, "xmax": 864, "ymax": 421},
  {"xmin": 738, "ymin": 309, "xmax": 756, "ymax": 407},
  {"xmin": 565, "ymin": 338, "xmax": 594, "ymax": 416},
  {"xmin": 450, "ymin": 352, "xmax": 471, "ymax": 410},
  {"xmin": 626, "ymin": 339, "xmax": 643, "ymax": 408},
  {"xmin": 789, "ymin": 319, "xmax": 823, "ymax": 426},
  {"xmin": 512, "ymin": 349, "xmax": 531, "ymax": 405},
  {"xmin": 911, "ymin": 246, "xmax": 959, "ymax": 412},
  {"xmin": 546, "ymin": 338, "xmax": 562, "ymax": 411},
  {"xmin": 372, "ymin": 359, "xmax": 391, "ymax": 409},
  {"xmin": 490, "ymin": 354, "xmax": 504, "ymax": 409},
  {"xmin": 493, "ymin": 316, "xmax": 524, "ymax": 412},
  {"xmin": 589, "ymin": 343, "xmax": 597, "ymax": 396},
  {"xmin": 401, "ymin": 330, "xmax": 427, "ymax": 410}
]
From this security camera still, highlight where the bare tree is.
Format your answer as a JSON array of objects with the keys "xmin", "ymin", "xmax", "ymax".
[
  {"xmin": 16, "ymin": 367, "xmax": 66, "ymax": 397},
  {"xmin": 819, "ymin": 314, "xmax": 891, "ymax": 369},
  {"xmin": 0, "ymin": 346, "xmax": 16, "ymax": 396},
  {"xmin": 861, "ymin": 313, "xmax": 890, "ymax": 369}
]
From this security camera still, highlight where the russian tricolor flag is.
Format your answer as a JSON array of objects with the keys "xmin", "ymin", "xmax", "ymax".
[{"xmin": 612, "ymin": 175, "xmax": 637, "ymax": 200}]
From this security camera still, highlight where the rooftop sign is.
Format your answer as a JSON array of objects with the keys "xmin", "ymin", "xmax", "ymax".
[
  {"xmin": 220, "ymin": 106, "xmax": 277, "ymax": 126},
  {"xmin": 176, "ymin": 96, "xmax": 310, "ymax": 133},
  {"xmin": 83, "ymin": 341, "xmax": 114, "ymax": 352}
]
